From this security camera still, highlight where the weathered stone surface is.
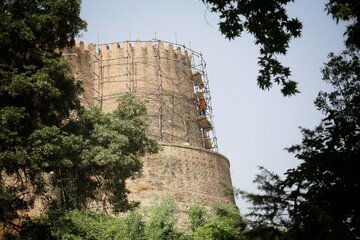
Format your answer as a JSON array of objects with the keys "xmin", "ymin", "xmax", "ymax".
[
  {"xmin": 66, "ymin": 40, "xmax": 235, "ymax": 215},
  {"xmin": 128, "ymin": 143, "xmax": 235, "ymax": 207}
]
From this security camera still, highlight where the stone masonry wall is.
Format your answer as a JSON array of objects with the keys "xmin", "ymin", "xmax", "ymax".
[
  {"xmin": 65, "ymin": 40, "xmax": 235, "ymax": 214},
  {"xmin": 63, "ymin": 42, "xmax": 95, "ymax": 108},
  {"xmin": 127, "ymin": 143, "xmax": 235, "ymax": 209},
  {"xmin": 67, "ymin": 41, "xmax": 204, "ymax": 147},
  {"xmin": 1, "ymin": 41, "xmax": 235, "ymax": 239}
]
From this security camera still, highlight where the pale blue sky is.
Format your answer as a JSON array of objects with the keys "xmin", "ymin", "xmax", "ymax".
[{"xmin": 78, "ymin": 0, "xmax": 346, "ymax": 212}]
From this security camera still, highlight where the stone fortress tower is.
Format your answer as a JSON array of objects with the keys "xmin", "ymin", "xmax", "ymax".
[{"xmin": 64, "ymin": 40, "xmax": 235, "ymax": 213}]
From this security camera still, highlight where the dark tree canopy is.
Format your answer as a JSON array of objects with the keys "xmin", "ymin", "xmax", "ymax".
[
  {"xmin": 202, "ymin": 0, "xmax": 360, "ymax": 96},
  {"xmin": 0, "ymin": 0, "xmax": 87, "ymax": 67},
  {"xmin": 241, "ymin": 49, "xmax": 360, "ymax": 240},
  {"xmin": 285, "ymin": 49, "xmax": 360, "ymax": 239},
  {"xmin": 240, "ymin": 167, "xmax": 290, "ymax": 228},
  {"xmin": 1, "ymin": 0, "xmax": 87, "ymax": 225},
  {"xmin": 204, "ymin": 0, "xmax": 360, "ymax": 238},
  {"xmin": 202, "ymin": 0, "xmax": 302, "ymax": 96},
  {"xmin": 325, "ymin": 0, "xmax": 360, "ymax": 50},
  {"xmin": 0, "ymin": 0, "xmax": 158, "ymax": 235}
]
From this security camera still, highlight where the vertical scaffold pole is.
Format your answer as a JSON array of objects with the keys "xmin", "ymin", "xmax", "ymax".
[
  {"xmin": 156, "ymin": 41, "xmax": 164, "ymax": 141},
  {"xmin": 93, "ymin": 45, "xmax": 103, "ymax": 110},
  {"xmin": 200, "ymin": 54, "xmax": 218, "ymax": 152}
]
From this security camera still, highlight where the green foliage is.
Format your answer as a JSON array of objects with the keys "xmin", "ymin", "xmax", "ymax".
[
  {"xmin": 59, "ymin": 94, "xmax": 159, "ymax": 212},
  {"xmin": 51, "ymin": 210, "xmax": 146, "ymax": 240},
  {"xmin": 284, "ymin": 49, "xmax": 360, "ymax": 239},
  {"xmin": 188, "ymin": 203, "xmax": 207, "ymax": 231},
  {"xmin": 244, "ymin": 224, "xmax": 286, "ymax": 240},
  {"xmin": 240, "ymin": 49, "xmax": 360, "ymax": 239},
  {"xmin": 14, "ymin": 217, "xmax": 56, "ymax": 240},
  {"xmin": 144, "ymin": 195, "xmax": 188, "ymax": 240},
  {"xmin": 325, "ymin": 0, "xmax": 360, "ymax": 49},
  {"xmin": 240, "ymin": 167, "xmax": 290, "ymax": 228},
  {"xmin": 202, "ymin": 0, "xmax": 360, "ymax": 96},
  {"xmin": 202, "ymin": 0, "xmax": 302, "ymax": 96},
  {"xmin": 14, "ymin": 196, "xmax": 183, "ymax": 239},
  {"xmin": 205, "ymin": 0, "xmax": 360, "ymax": 238},
  {"xmin": 0, "ymin": 0, "xmax": 86, "ymax": 63},
  {"xmin": 238, "ymin": 168, "xmax": 289, "ymax": 240},
  {"xmin": 18, "ymin": 210, "xmax": 121, "ymax": 240},
  {"xmin": 14, "ymin": 197, "xmax": 246, "ymax": 240},
  {"xmin": 1, "ymin": 0, "xmax": 86, "ymax": 228},
  {"xmin": 229, "ymin": 1, "xmax": 360, "ymax": 235},
  {"xmin": 191, "ymin": 204, "xmax": 246, "ymax": 240},
  {"xmin": 1, "ymin": 91, "xmax": 158, "ymax": 224},
  {"xmin": 118, "ymin": 211, "xmax": 146, "ymax": 240},
  {"xmin": 0, "ymin": 0, "xmax": 159, "ymax": 235}
]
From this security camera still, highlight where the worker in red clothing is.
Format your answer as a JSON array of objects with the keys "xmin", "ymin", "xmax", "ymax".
[{"xmin": 198, "ymin": 98, "xmax": 207, "ymax": 115}]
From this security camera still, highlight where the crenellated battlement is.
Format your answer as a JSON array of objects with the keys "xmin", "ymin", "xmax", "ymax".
[
  {"xmin": 74, "ymin": 41, "xmax": 96, "ymax": 53},
  {"xmin": 73, "ymin": 40, "xmax": 190, "ymax": 63}
]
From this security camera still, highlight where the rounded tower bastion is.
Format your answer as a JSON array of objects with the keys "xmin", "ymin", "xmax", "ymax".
[{"xmin": 64, "ymin": 40, "xmax": 235, "ymax": 214}]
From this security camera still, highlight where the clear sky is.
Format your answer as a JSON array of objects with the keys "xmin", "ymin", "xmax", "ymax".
[{"xmin": 78, "ymin": 0, "xmax": 347, "ymax": 212}]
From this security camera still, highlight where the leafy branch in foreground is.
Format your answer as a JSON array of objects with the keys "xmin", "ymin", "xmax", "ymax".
[
  {"xmin": 202, "ymin": 0, "xmax": 302, "ymax": 96},
  {"xmin": 201, "ymin": 0, "xmax": 360, "ymax": 96},
  {"xmin": 239, "ymin": 49, "xmax": 360, "ymax": 239}
]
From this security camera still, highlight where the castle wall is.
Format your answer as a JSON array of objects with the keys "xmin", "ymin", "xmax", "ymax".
[
  {"xmin": 68, "ymin": 41, "xmax": 205, "ymax": 147},
  {"xmin": 127, "ymin": 143, "xmax": 235, "ymax": 208},
  {"xmin": 65, "ymin": 40, "xmax": 235, "ymax": 214},
  {"xmin": 63, "ymin": 42, "xmax": 96, "ymax": 108},
  {"xmin": 1, "ymin": 40, "xmax": 235, "ymax": 238}
]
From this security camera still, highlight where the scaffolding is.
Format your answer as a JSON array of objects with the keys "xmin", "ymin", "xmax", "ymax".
[
  {"xmin": 93, "ymin": 47, "xmax": 103, "ymax": 109},
  {"xmin": 189, "ymin": 49, "xmax": 218, "ymax": 152},
  {"xmin": 89, "ymin": 40, "xmax": 218, "ymax": 152}
]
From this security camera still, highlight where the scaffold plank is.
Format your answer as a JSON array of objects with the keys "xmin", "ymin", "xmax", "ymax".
[
  {"xmin": 192, "ymin": 72, "xmax": 204, "ymax": 87},
  {"xmin": 204, "ymin": 138, "xmax": 212, "ymax": 149},
  {"xmin": 197, "ymin": 115, "xmax": 212, "ymax": 130}
]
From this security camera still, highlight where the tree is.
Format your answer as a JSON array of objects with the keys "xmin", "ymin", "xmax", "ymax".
[
  {"xmin": 202, "ymin": 0, "xmax": 360, "ymax": 96},
  {"xmin": 188, "ymin": 202, "xmax": 208, "ymax": 231},
  {"xmin": 240, "ymin": 167, "xmax": 290, "ymax": 228},
  {"xmin": 143, "ymin": 195, "xmax": 188, "ymax": 240},
  {"xmin": 207, "ymin": 1, "xmax": 360, "ymax": 237},
  {"xmin": 284, "ymin": 48, "xmax": 360, "ymax": 239},
  {"xmin": 1, "ymin": 0, "xmax": 85, "ymax": 231},
  {"xmin": 0, "ymin": 0, "xmax": 158, "ymax": 235},
  {"xmin": 325, "ymin": 0, "xmax": 360, "ymax": 50},
  {"xmin": 239, "ymin": 167, "xmax": 290, "ymax": 240},
  {"xmin": 189, "ymin": 203, "xmax": 247, "ymax": 240},
  {"xmin": 15, "ymin": 196, "xmax": 188, "ymax": 240},
  {"xmin": 241, "ymin": 49, "xmax": 360, "ymax": 239},
  {"xmin": 14, "ymin": 197, "xmax": 246, "ymax": 240},
  {"xmin": 35, "ymin": 94, "xmax": 158, "ymax": 212}
]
